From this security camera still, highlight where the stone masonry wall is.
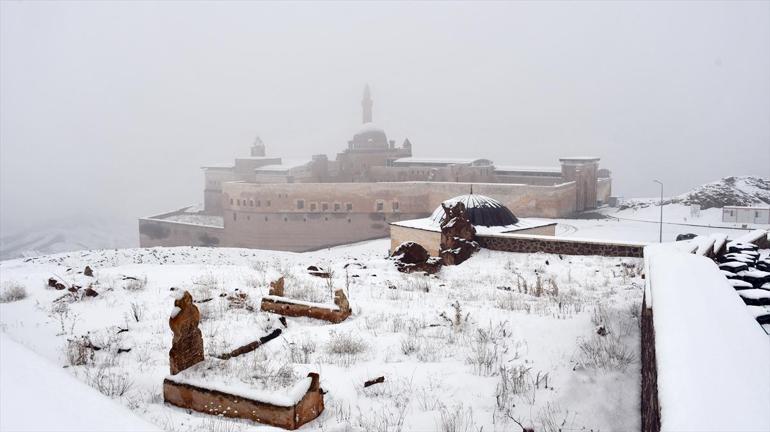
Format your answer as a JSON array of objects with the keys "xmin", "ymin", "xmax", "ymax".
[
  {"xmin": 477, "ymin": 233, "xmax": 645, "ymax": 257},
  {"xmin": 139, "ymin": 219, "xmax": 225, "ymax": 248}
]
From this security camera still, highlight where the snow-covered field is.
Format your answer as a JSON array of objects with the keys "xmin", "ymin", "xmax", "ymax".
[
  {"xmin": 553, "ymin": 202, "xmax": 768, "ymax": 244},
  {"xmin": 0, "ymin": 240, "xmax": 644, "ymax": 431}
]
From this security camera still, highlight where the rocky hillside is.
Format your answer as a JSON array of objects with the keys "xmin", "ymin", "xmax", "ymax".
[{"xmin": 621, "ymin": 176, "xmax": 770, "ymax": 210}]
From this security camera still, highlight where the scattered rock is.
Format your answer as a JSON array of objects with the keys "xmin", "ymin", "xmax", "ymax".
[
  {"xmin": 83, "ymin": 266, "xmax": 94, "ymax": 277},
  {"xmin": 364, "ymin": 376, "xmax": 385, "ymax": 388},
  {"xmin": 391, "ymin": 242, "xmax": 442, "ymax": 274},
  {"xmin": 438, "ymin": 201, "xmax": 479, "ymax": 266},
  {"xmin": 84, "ymin": 287, "xmax": 99, "ymax": 297}
]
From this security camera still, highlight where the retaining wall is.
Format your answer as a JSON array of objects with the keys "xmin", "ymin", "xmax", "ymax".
[{"xmin": 477, "ymin": 233, "xmax": 646, "ymax": 257}]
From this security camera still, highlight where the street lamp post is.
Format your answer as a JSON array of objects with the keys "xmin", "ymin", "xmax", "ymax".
[{"xmin": 653, "ymin": 180, "xmax": 663, "ymax": 243}]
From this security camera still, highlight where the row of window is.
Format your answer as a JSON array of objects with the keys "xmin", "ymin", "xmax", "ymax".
[
  {"xmin": 231, "ymin": 198, "xmax": 271, "ymax": 208},
  {"xmin": 297, "ymin": 200, "xmax": 400, "ymax": 212},
  {"xmin": 232, "ymin": 212, "xmax": 356, "ymax": 223},
  {"xmin": 229, "ymin": 197, "xmax": 401, "ymax": 213}
]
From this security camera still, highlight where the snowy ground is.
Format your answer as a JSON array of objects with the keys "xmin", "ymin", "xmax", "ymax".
[
  {"xmin": 0, "ymin": 240, "xmax": 643, "ymax": 431},
  {"xmin": 554, "ymin": 203, "xmax": 768, "ymax": 243}
]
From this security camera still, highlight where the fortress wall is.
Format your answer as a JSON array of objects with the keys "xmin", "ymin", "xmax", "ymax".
[
  {"xmin": 223, "ymin": 182, "xmax": 432, "ymax": 214},
  {"xmin": 222, "ymin": 181, "xmax": 578, "ymax": 219},
  {"xmin": 597, "ymin": 177, "xmax": 612, "ymax": 205},
  {"xmin": 492, "ymin": 174, "xmax": 562, "ymax": 186},
  {"xmin": 422, "ymin": 182, "xmax": 577, "ymax": 218},
  {"xmin": 138, "ymin": 218, "xmax": 225, "ymax": 248},
  {"xmin": 390, "ymin": 224, "xmax": 443, "ymax": 256},
  {"xmin": 222, "ymin": 211, "xmax": 428, "ymax": 252}
]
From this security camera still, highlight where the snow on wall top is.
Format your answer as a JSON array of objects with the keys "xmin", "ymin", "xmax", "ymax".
[{"xmin": 647, "ymin": 248, "xmax": 770, "ymax": 432}]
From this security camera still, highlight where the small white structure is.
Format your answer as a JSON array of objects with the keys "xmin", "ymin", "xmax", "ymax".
[{"xmin": 722, "ymin": 206, "xmax": 770, "ymax": 225}]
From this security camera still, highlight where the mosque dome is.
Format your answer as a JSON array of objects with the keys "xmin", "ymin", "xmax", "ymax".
[
  {"xmin": 350, "ymin": 122, "xmax": 388, "ymax": 149},
  {"xmin": 430, "ymin": 194, "xmax": 519, "ymax": 227}
]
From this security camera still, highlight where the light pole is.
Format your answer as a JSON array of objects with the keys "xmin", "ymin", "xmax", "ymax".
[{"xmin": 653, "ymin": 180, "xmax": 663, "ymax": 243}]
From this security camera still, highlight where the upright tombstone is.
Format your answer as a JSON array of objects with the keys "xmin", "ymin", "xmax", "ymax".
[
  {"xmin": 169, "ymin": 291, "xmax": 204, "ymax": 375},
  {"xmin": 269, "ymin": 277, "xmax": 285, "ymax": 296},
  {"xmin": 439, "ymin": 201, "xmax": 479, "ymax": 266}
]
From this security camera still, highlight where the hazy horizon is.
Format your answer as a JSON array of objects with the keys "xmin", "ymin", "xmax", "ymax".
[{"xmin": 2, "ymin": 1, "xmax": 769, "ymax": 234}]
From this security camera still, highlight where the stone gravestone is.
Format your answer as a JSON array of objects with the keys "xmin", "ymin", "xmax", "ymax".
[
  {"xmin": 439, "ymin": 201, "xmax": 479, "ymax": 266},
  {"xmin": 169, "ymin": 291, "xmax": 204, "ymax": 375},
  {"xmin": 269, "ymin": 277, "xmax": 285, "ymax": 296}
]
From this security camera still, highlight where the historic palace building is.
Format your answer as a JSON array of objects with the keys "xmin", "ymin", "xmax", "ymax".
[{"xmin": 139, "ymin": 86, "xmax": 611, "ymax": 252}]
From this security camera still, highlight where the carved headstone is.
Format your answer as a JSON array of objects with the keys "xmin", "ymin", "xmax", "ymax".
[
  {"xmin": 269, "ymin": 277, "xmax": 285, "ymax": 296},
  {"xmin": 169, "ymin": 291, "xmax": 204, "ymax": 375},
  {"xmin": 439, "ymin": 201, "xmax": 479, "ymax": 266},
  {"xmin": 333, "ymin": 289, "xmax": 350, "ymax": 311}
]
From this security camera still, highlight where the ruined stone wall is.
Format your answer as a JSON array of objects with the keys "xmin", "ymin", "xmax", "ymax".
[
  {"xmin": 139, "ymin": 218, "xmax": 225, "ymax": 248},
  {"xmin": 477, "ymin": 233, "xmax": 645, "ymax": 257}
]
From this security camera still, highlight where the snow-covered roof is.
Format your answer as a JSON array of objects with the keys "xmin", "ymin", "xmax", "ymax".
[
  {"xmin": 201, "ymin": 163, "xmax": 234, "ymax": 169},
  {"xmin": 723, "ymin": 205, "xmax": 770, "ymax": 210},
  {"xmin": 391, "ymin": 216, "xmax": 555, "ymax": 235},
  {"xmin": 558, "ymin": 156, "xmax": 601, "ymax": 162},
  {"xmin": 254, "ymin": 159, "xmax": 312, "ymax": 173},
  {"xmin": 494, "ymin": 165, "xmax": 562, "ymax": 174},
  {"xmin": 430, "ymin": 194, "xmax": 518, "ymax": 226},
  {"xmin": 391, "ymin": 157, "xmax": 492, "ymax": 167}
]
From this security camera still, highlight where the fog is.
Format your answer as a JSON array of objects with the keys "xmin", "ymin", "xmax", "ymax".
[{"xmin": 1, "ymin": 1, "xmax": 769, "ymax": 238}]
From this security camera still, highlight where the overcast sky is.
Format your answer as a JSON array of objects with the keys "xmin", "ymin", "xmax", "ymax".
[{"xmin": 1, "ymin": 1, "xmax": 769, "ymax": 234}]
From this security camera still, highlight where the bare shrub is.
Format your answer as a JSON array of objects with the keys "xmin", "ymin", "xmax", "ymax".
[
  {"xmin": 66, "ymin": 336, "xmax": 95, "ymax": 366},
  {"xmin": 326, "ymin": 330, "xmax": 367, "ymax": 356},
  {"xmin": 537, "ymin": 401, "xmax": 577, "ymax": 432},
  {"xmin": 575, "ymin": 335, "xmax": 635, "ymax": 371},
  {"xmin": 85, "ymin": 366, "xmax": 133, "ymax": 397},
  {"xmin": 0, "ymin": 281, "xmax": 27, "ymax": 303},
  {"xmin": 400, "ymin": 335, "xmax": 420, "ymax": 355},
  {"xmin": 416, "ymin": 338, "xmax": 444, "ymax": 363},
  {"xmin": 465, "ymin": 341, "xmax": 501, "ymax": 376},
  {"xmin": 285, "ymin": 280, "xmax": 327, "ymax": 303},
  {"xmin": 437, "ymin": 403, "xmax": 478, "ymax": 432},
  {"xmin": 440, "ymin": 300, "xmax": 468, "ymax": 331},
  {"xmin": 129, "ymin": 302, "xmax": 144, "ymax": 322},
  {"xmin": 496, "ymin": 364, "xmax": 533, "ymax": 414},
  {"xmin": 496, "ymin": 293, "xmax": 531, "ymax": 313},
  {"xmin": 288, "ymin": 337, "xmax": 317, "ymax": 363},
  {"xmin": 123, "ymin": 276, "xmax": 147, "ymax": 291}
]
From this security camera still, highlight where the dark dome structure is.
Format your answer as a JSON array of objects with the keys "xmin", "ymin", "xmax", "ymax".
[{"xmin": 430, "ymin": 194, "xmax": 519, "ymax": 227}]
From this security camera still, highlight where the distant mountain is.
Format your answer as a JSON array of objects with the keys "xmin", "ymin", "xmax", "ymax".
[
  {"xmin": 0, "ymin": 216, "xmax": 137, "ymax": 260},
  {"xmin": 621, "ymin": 176, "xmax": 770, "ymax": 210}
]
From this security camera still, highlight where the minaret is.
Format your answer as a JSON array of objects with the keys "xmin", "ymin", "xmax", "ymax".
[
  {"xmin": 362, "ymin": 84, "xmax": 373, "ymax": 124},
  {"xmin": 251, "ymin": 135, "xmax": 266, "ymax": 157}
]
